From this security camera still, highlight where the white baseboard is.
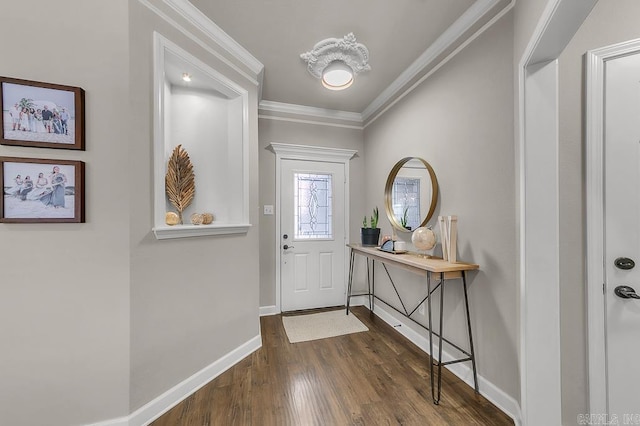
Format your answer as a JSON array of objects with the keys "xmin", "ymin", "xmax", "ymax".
[
  {"xmin": 353, "ymin": 300, "xmax": 522, "ymax": 426},
  {"xmin": 85, "ymin": 416, "xmax": 129, "ymax": 426},
  {"xmin": 128, "ymin": 334, "xmax": 262, "ymax": 426},
  {"xmin": 348, "ymin": 295, "xmax": 370, "ymax": 307},
  {"xmin": 259, "ymin": 305, "xmax": 279, "ymax": 316}
]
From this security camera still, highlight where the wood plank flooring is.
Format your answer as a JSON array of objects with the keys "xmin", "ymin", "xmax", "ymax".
[{"xmin": 151, "ymin": 306, "xmax": 514, "ymax": 425}]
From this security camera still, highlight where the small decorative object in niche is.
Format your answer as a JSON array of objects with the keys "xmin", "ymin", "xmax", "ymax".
[
  {"xmin": 0, "ymin": 76, "xmax": 85, "ymax": 150},
  {"xmin": 165, "ymin": 212, "xmax": 180, "ymax": 226},
  {"xmin": 190, "ymin": 213, "xmax": 203, "ymax": 225},
  {"xmin": 438, "ymin": 215, "xmax": 458, "ymax": 262},
  {"xmin": 361, "ymin": 206, "xmax": 380, "ymax": 246},
  {"xmin": 202, "ymin": 212, "xmax": 214, "ymax": 224},
  {"xmin": 165, "ymin": 144, "xmax": 195, "ymax": 225},
  {"xmin": 0, "ymin": 156, "xmax": 85, "ymax": 223}
]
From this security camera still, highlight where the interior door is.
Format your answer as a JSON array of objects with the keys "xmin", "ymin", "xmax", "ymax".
[
  {"xmin": 280, "ymin": 159, "xmax": 346, "ymax": 312},
  {"xmin": 604, "ymin": 52, "xmax": 640, "ymax": 416}
]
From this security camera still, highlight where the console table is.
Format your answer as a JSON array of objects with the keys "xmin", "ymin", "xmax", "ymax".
[{"xmin": 346, "ymin": 243, "xmax": 480, "ymax": 405}]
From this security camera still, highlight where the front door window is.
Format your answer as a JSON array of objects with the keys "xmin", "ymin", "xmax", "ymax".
[{"xmin": 294, "ymin": 173, "xmax": 333, "ymax": 240}]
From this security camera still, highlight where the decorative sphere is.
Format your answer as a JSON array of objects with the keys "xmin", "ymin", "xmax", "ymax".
[
  {"xmin": 165, "ymin": 212, "xmax": 180, "ymax": 226},
  {"xmin": 191, "ymin": 213, "xmax": 204, "ymax": 225},
  {"xmin": 202, "ymin": 213, "xmax": 214, "ymax": 224},
  {"xmin": 412, "ymin": 227, "xmax": 436, "ymax": 250}
]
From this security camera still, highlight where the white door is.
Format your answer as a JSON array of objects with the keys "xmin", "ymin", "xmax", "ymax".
[
  {"xmin": 604, "ymin": 52, "xmax": 640, "ymax": 416},
  {"xmin": 280, "ymin": 159, "xmax": 346, "ymax": 311}
]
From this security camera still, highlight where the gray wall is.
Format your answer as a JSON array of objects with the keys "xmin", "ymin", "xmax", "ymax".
[
  {"xmin": 363, "ymin": 14, "xmax": 518, "ymax": 399},
  {"xmin": 258, "ymin": 119, "xmax": 365, "ymax": 307},
  {"xmin": 0, "ymin": 1, "xmax": 130, "ymax": 425},
  {"xmin": 129, "ymin": 1, "xmax": 261, "ymax": 412},
  {"xmin": 558, "ymin": 0, "xmax": 640, "ymax": 423}
]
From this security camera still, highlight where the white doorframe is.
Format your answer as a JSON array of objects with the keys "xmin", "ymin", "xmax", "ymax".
[
  {"xmin": 518, "ymin": 0, "xmax": 597, "ymax": 424},
  {"xmin": 269, "ymin": 143, "xmax": 357, "ymax": 313},
  {"xmin": 521, "ymin": 57, "xmax": 562, "ymax": 425},
  {"xmin": 585, "ymin": 38, "xmax": 640, "ymax": 415}
]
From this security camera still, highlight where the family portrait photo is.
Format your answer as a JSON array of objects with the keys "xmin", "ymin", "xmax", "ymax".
[
  {"xmin": 0, "ymin": 76, "xmax": 85, "ymax": 150},
  {"xmin": 1, "ymin": 157, "xmax": 85, "ymax": 223}
]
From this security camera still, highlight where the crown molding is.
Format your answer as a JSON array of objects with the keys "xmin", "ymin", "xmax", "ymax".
[
  {"xmin": 362, "ymin": 0, "xmax": 506, "ymax": 122},
  {"xmin": 138, "ymin": 0, "xmax": 262, "ymax": 87},
  {"xmin": 364, "ymin": 0, "xmax": 514, "ymax": 127},
  {"xmin": 161, "ymin": 0, "xmax": 264, "ymax": 76},
  {"xmin": 258, "ymin": 114, "xmax": 364, "ymax": 130},
  {"xmin": 260, "ymin": 100, "xmax": 362, "ymax": 122},
  {"xmin": 259, "ymin": 100, "xmax": 364, "ymax": 128}
]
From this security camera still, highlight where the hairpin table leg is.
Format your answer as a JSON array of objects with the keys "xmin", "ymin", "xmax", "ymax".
[
  {"xmin": 462, "ymin": 271, "xmax": 479, "ymax": 392},
  {"xmin": 427, "ymin": 272, "xmax": 435, "ymax": 403},
  {"xmin": 433, "ymin": 271, "xmax": 445, "ymax": 404},
  {"xmin": 346, "ymin": 249, "xmax": 355, "ymax": 315}
]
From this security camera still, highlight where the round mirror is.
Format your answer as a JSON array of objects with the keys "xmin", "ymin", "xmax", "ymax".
[{"xmin": 384, "ymin": 157, "xmax": 438, "ymax": 232}]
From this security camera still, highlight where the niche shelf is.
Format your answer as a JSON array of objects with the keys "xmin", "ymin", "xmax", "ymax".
[{"xmin": 152, "ymin": 33, "xmax": 251, "ymax": 240}]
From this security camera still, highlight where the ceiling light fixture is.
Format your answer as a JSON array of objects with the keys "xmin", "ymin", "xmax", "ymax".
[
  {"xmin": 301, "ymin": 33, "xmax": 370, "ymax": 91},
  {"xmin": 182, "ymin": 73, "xmax": 192, "ymax": 82},
  {"xmin": 321, "ymin": 61, "xmax": 354, "ymax": 91}
]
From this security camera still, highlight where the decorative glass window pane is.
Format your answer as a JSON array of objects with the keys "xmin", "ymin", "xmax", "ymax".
[
  {"xmin": 392, "ymin": 177, "xmax": 421, "ymax": 230},
  {"xmin": 294, "ymin": 173, "xmax": 333, "ymax": 239}
]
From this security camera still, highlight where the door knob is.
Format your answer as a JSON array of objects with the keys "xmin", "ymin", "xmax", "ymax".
[
  {"xmin": 283, "ymin": 244, "xmax": 295, "ymax": 250},
  {"xmin": 614, "ymin": 257, "xmax": 635, "ymax": 270},
  {"xmin": 614, "ymin": 285, "xmax": 640, "ymax": 299}
]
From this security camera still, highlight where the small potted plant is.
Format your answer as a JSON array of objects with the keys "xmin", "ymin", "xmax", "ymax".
[
  {"xmin": 361, "ymin": 207, "xmax": 381, "ymax": 246},
  {"xmin": 400, "ymin": 206, "xmax": 411, "ymax": 231}
]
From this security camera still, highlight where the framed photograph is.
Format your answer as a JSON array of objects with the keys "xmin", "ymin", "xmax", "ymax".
[
  {"xmin": 0, "ymin": 76, "xmax": 85, "ymax": 150},
  {"xmin": 1, "ymin": 157, "xmax": 85, "ymax": 223}
]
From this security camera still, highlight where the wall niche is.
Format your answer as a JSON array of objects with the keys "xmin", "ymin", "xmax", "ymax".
[{"xmin": 152, "ymin": 33, "xmax": 250, "ymax": 239}]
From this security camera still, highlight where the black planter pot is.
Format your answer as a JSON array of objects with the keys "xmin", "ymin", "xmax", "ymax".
[{"xmin": 361, "ymin": 228, "xmax": 381, "ymax": 246}]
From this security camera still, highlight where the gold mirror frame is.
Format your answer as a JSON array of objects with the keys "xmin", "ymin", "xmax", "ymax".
[{"xmin": 384, "ymin": 157, "xmax": 439, "ymax": 232}]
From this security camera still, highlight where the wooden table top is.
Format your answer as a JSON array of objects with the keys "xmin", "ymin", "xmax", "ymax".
[{"xmin": 348, "ymin": 243, "xmax": 479, "ymax": 275}]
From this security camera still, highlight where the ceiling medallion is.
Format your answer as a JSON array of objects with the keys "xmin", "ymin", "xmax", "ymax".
[{"xmin": 300, "ymin": 33, "xmax": 371, "ymax": 90}]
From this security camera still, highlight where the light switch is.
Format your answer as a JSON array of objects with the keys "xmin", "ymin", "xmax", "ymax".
[{"xmin": 263, "ymin": 205, "xmax": 274, "ymax": 215}]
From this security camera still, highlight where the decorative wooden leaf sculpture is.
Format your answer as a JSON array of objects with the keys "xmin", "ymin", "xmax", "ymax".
[{"xmin": 165, "ymin": 144, "xmax": 195, "ymax": 224}]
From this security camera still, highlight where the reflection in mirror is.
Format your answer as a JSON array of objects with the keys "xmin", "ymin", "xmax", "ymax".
[{"xmin": 384, "ymin": 157, "xmax": 438, "ymax": 232}]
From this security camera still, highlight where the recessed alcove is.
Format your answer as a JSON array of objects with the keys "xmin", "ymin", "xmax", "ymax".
[{"xmin": 152, "ymin": 33, "xmax": 250, "ymax": 239}]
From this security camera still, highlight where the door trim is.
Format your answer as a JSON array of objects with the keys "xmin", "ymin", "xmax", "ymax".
[
  {"xmin": 269, "ymin": 143, "xmax": 357, "ymax": 313},
  {"xmin": 585, "ymin": 38, "xmax": 640, "ymax": 415},
  {"xmin": 518, "ymin": 1, "xmax": 597, "ymax": 423}
]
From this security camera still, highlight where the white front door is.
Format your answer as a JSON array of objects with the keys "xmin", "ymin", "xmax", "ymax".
[
  {"xmin": 604, "ymin": 51, "xmax": 640, "ymax": 417},
  {"xmin": 280, "ymin": 159, "xmax": 346, "ymax": 312}
]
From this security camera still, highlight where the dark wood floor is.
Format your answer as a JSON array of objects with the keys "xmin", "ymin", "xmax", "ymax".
[{"xmin": 152, "ymin": 306, "xmax": 514, "ymax": 425}]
